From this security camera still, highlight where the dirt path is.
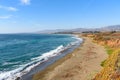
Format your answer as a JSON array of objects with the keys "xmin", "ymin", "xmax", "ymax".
[{"xmin": 33, "ymin": 37, "xmax": 108, "ymax": 80}]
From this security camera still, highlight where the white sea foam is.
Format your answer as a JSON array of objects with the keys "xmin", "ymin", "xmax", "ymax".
[
  {"xmin": 0, "ymin": 45, "xmax": 65, "ymax": 80},
  {"xmin": 0, "ymin": 36, "xmax": 83, "ymax": 80}
]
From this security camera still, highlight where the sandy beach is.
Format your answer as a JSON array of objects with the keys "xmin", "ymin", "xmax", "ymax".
[{"xmin": 33, "ymin": 35, "xmax": 108, "ymax": 80}]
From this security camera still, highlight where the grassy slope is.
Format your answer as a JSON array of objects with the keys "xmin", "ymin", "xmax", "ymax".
[{"xmin": 82, "ymin": 32, "xmax": 120, "ymax": 80}]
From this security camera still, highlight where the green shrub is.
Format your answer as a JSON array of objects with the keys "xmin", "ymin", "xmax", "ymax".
[{"xmin": 101, "ymin": 60, "xmax": 106, "ymax": 67}]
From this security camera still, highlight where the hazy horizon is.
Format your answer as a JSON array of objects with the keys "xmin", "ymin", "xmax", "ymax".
[{"xmin": 0, "ymin": 0, "xmax": 120, "ymax": 33}]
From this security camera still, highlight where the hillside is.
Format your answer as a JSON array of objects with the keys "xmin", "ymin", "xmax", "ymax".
[
  {"xmin": 82, "ymin": 32, "xmax": 120, "ymax": 80},
  {"xmin": 37, "ymin": 25, "xmax": 120, "ymax": 33}
]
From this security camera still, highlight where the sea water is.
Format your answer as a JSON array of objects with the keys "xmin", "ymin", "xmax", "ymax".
[{"xmin": 0, "ymin": 34, "xmax": 82, "ymax": 80}]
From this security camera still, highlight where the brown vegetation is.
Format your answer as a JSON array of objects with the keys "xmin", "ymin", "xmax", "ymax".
[{"xmin": 82, "ymin": 32, "xmax": 120, "ymax": 80}]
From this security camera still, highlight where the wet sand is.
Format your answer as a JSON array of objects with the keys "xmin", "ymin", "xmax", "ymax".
[{"xmin": 33, "ymin": 35, "xmax": 108, "ymax": 80}]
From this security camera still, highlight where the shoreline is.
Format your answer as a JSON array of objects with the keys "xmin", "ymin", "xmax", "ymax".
[
  {"xmin": 32, "ymin": 35, "xmax": 108, "ymax": 80},
  {"xmin": 20, "ymin": 34, "xmax": 82, "ymax": 80}
]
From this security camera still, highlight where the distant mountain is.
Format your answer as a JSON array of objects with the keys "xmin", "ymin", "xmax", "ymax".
[
  {"xmin": 99, "ymin": 25, "xmax": 120, "ymax": 31},
  {"xmin": 37, "ymin": 25, "xmax": 120, "ymax": 33}
]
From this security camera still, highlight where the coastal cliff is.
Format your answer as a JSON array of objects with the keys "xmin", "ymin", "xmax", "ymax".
[{"xmin": 83, "ymin": 32, "xmax": 120, "ymax": 80}]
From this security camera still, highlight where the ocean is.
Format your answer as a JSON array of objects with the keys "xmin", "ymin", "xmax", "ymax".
[{"xmin": 0, "ymin": 34, "xmax": 83, "ymax": 80}]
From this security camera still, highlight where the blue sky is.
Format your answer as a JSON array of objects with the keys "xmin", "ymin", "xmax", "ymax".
[{"xmin": 0, "ymin": 0, "xmax": 120, "ymax": 33}]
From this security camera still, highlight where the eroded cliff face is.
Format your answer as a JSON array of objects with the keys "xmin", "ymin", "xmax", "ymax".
[
  {"xmin": 107, "ymin": 39, "xmax": 120, "ymax": 48},
  {"xmin": 82, "ymin": 32, "xmax": 120, "ymax": 80},
  {"xmin": 97, "ymin": 39, "xmax": 120, "ymax": 48},
  {"xmin": 93, "ymin": 32, "xmax": 120, "ymax": 48}
]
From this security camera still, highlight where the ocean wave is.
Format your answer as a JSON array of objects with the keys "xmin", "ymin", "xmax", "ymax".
[
  {"xmin": 0, "ymin": 36, "xmax": 83, "ymax": 80},
  {"xmin": 0, "ymin": 45, "xmax": 65, "ymax": 80}
]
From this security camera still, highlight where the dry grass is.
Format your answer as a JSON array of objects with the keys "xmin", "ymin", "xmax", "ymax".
[
  {"xmin": 82, "ymin": 32, "xmax": 120, "ymax": 80},
  {"xmin": 94, "ymin": 49, "xmax": 120, "ymax": 80}
]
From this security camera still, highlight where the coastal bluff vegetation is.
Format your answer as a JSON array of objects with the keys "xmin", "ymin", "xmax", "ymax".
[
  {"xmin": 33, "ymin": 31, "xmax": 120, "ymax": 80},
  {"xmin": 82, "ymin": 31, "xmax": 120, "ymax": 80}
]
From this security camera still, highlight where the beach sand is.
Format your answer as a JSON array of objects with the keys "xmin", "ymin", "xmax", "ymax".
[{"xmin": 32, "ymin": 35, "xmax": 108, "ymax": 80}]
